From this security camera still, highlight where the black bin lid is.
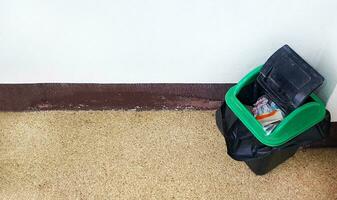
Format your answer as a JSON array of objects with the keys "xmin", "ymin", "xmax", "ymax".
[{"xmin": 257, "ymin": 45, "xmax": 324, "ymax": 113}]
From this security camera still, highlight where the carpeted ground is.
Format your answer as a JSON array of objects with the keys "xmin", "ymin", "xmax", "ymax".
[{"xmin": 0, "ymin": 111, "xmax": 336, "ymax": 200}]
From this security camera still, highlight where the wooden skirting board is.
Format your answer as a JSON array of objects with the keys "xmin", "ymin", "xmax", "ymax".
[
  {"xmin": 0, "ymin": 83, "xmax": 335, "ymax": 147},
  {"xmin": 0, "ymin": 84, "xmax": 232, "ymax": 111}
]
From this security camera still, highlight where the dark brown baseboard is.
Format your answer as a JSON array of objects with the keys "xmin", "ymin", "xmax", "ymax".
[
  {"xmin": 0, "ymin": 83, "xmax": 233, "ymax": 111},
  {"xmin": 0, "ymin": 83, "xmax": 335, "ymax": 147}
]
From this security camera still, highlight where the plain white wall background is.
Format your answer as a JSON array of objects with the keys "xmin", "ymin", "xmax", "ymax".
[{"xmin": 0, "ymin": 0, "xmax": 336, "ymax": 119}]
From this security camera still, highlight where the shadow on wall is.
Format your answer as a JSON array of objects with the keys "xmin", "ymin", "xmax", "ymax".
[{"xmin": 316, "ymin": 40, "xmax": 337, "ymax": 104}]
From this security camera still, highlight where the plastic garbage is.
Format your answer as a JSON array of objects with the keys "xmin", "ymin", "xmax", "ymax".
[{"xmin": 252, "ymin": 95, "xmax": 284, "ymax": 135}]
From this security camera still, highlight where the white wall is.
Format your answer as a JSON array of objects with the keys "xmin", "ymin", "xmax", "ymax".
[
  {"xmin": 0, "ymin": 0, "xmax": 336, "ymax": 118},
  {"xmin": 316, "ymin": 17, "xmax": 337, "ymax": 121},
  {"xmin": 327, "ymin": 87, "xmax": 337, "ymax": 121}
]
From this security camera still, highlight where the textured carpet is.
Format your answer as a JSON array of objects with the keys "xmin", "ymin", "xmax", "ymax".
[{"xmin": 0, "ymin": 111, "xmax": 336, "ymax": 200}]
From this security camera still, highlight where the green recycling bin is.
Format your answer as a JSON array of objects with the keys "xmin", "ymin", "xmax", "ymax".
[{"xmin": 215, "ymin": 45, "xmax": 331, "ymax": 175}]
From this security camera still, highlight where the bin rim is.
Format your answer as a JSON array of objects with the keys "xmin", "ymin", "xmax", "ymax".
[{"xmin": 225, "ymin": 65, "xmax": 326, "ymax": 147}]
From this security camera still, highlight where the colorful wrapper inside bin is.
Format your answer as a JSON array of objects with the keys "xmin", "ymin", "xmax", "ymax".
[{"xmin": 252, "ymin": 96, "xmax": 284, "ymax": 135}]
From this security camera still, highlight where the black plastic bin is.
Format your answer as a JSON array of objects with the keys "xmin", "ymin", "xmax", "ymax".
[
  {"xmin": 215, "ymin": 45, "xmax": 331, "ymax": 175},
  {"xmin": 216, "ymin": 93, "xmax": 331, "ymax": 175}
]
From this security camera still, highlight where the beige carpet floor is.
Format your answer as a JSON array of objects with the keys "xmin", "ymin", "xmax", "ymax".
[{"xmin": 0, "ymin": 111, "xmax": 336, "ymax": 200}]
